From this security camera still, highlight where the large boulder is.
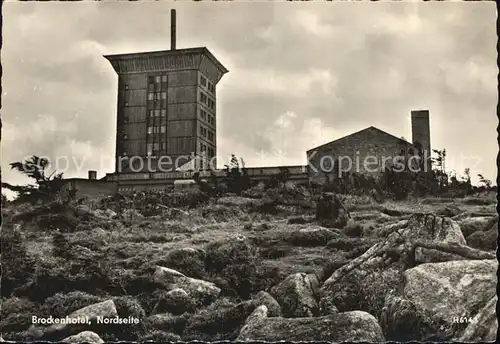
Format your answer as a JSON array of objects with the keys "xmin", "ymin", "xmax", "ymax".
[
  {"xmin": 399, "ymin": 214, "xmax": 467, "ymax": 264},
  {"xmin": 217, "ymin": 196, "xmax": 261, "ymax": 207},
  {"xmin": 152, "ymin": 266, "xmax": 220, "ymax": 306},
  {"xmin": 400, "ymin": 214, "xmax": 466, "ymax": 244},
  {"xmin": 151, "ymin": 288, "xmax": 195, "ymax": 315},
  {"xmin": 270, "ymin": 273, "xmax": 320, "ymax": 318},
  {"xmin": 456, "ymin": 216, "xmax": 497, "ymax": 237},
  {"xmin": 466, "ymin": 227, "xmax": 497, "ymax": 251},
  {"xmin": 236, "ymin": 309, "xmax": 384, "ymax": 342},
  {"xmin": 403, "ymin": 259, "xmax": 497, "ymax": 333},
  {"xmin": 62, "ymin": 331, "xmax": 104, "ymax": 344},
  {"xmin": 251, "ymin": 291, "xmax": 281, "ymax": 317},
  {"xmin": 458, "ymin": 295, "xmax": 497, "ymax": 342}
]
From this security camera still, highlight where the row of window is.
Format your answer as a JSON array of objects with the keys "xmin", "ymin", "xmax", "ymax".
[
  {"xmin": 150, "ymin": 75, "xmax": 168, "ymax": 84},
  {"xmin": 147, "ymin": 125, "xmax": 166, "ymax": 134},
  {"xmin": 200, "ymin": 75, "xmax": 215, "ymax": 94},
  {"xmin": 199, "ymin": 91, "xmax": 215, "ymax": 110},
  {"xmin": 200, "ymin": 125, "xmax": 214, "ymax": 142},
  {"xmin": 200, "ymin": 109, "xmax": 215, "ymax": 126},
  {"xmin": 147, "ymin": 143, "xmax": 167, "ymax": 155},
  {"xmin": 200, "ymin": 143, "xmax": 215, "ymax": 157},
  {"xmin": 149, "ymin": 109, "xmax": 167, "ymax": 117},
  {"xmin": 148, "ymin": 92, "xmax": 167, "ymax": 101}
]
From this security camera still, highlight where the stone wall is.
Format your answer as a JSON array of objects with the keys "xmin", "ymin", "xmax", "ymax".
[{"xmin": 307, "ymin": 127, "xmax": 413, "ymax": 184}]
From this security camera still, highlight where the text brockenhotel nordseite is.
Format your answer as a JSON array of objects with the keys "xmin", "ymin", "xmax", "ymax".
[{"xmin": 32, "ymin": 316, "xmax": 140, "ymax": 325}]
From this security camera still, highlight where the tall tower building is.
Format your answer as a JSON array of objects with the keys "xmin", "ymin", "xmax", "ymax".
[
  {"xmin": 104, "ymin": 10, "xmax": 228, "ymax": 174},
  {"xmin": 411, "ymin": 109, "xmax": 432, "ymax": 172}
]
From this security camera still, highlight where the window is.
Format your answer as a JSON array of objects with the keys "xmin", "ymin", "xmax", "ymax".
[
  {"xmin": 207, "ymin": 83, "xmax": 214, "ymax": 93},
  {"xmin": 124, "ymin": 134, "xmax": 128, "ymax": 140},
  {"xmin": 200, "ymin": 75, "xmax": 207, "ymax": 87},
  {"xmin": 160, "ymin": 125, "xmax": 166, "ymax": 133},
  {"xmin": 200, "ymin": 109, "xmax": 207, "ymax": 120},
  {"xmin": 161, "ymin": 75, "xmax": 167, "ymax": 82},
  {"xmin": 149, "ymin": 110, "xmax": 154, "ymax": 117},
  {"xmin": 125, "ymin": 85, "xmax": 129, "ymax": 90},
  {"xmin": 147, "ymin": 127, "xmax": 153, "ymax": 134},
  {"xmin": 161, "ymin": 109, "xmax": 167, "ymax": 117},
  {"xmin": 153, "ymin": 143, "xmax": 159, "ymax": 150},
  {"xmin": 161, "ymin": 142, "xmax": 167, "ymax": 150},
  {"xmin": 148, "ymin": 83, "xmax": 154, "ymax": 91},
  {"xmin": 148, "ymin": 93, "xmax": 154, "ymax": 101},
  {"xmin": 208, "ymin": 131, "xmax": 214, "ymax": 141},
  {"xmin": 161, "ymin": 92, "xmax": 167, "ymax": 100},
  {"xmin": 147, "ymin": 144, "xmax": 153, "ymax": 156},
  {"xmin": 155, "ymin": 76, "xmax": 161, "ymax": 83},
  {"xmin": 200, "ymin": 92, "xmax": 207, "ymax": 104},
  {"xmin": 154, "ymin": 110, "xmax": 160, "ymax": 117}
]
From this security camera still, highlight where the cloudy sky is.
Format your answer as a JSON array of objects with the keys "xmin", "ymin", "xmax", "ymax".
[{"xmin": 2, "ymin": 1, "xmax": 497, "ymax": 192}]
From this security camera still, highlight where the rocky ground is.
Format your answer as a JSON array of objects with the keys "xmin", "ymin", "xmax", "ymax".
[{"xmin": 1, "ymin": 186, "xmax": 497, "ymax": 343}]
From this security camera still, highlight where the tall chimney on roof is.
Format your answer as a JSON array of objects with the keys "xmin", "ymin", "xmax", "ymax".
[
  {"xmin": 88, "ymin": 170, "xmax": 97, "ymax": 180},
  {"xmin": 411, "ymin": 110, "xmax": 431, "ymax": 172},
  {"xmin": 171, "ymin": 9, "xmax": 176, "ymax": 50}
]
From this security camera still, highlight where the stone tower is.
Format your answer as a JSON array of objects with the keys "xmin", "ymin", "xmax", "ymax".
[
  {"xmin": 104, "ymin": 9, "xmax": 228, "ymax": 174},
  {"xmin": 411, "ymin": 109, "xmax": 432, "ymax": 172}
]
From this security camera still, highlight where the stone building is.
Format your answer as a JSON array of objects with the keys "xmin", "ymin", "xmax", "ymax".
[
  {"xmin": 104, "ymin": 10, "xmax": 228, "ymax": 174},
  {"xmin": 306, "ymin": 110, "xmax": 431, "ymax": 184}
]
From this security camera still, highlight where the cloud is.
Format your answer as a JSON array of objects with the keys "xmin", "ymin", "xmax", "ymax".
[{"xmin": 2, "ymin": 1, "xmax": 497, "ymax": 191}]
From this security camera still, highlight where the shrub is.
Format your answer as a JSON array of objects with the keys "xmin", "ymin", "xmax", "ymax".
[
  {"xmin": 200, "ymin": 204, "xmax": 246, "ymax": 223},
  {"xmin": 342, "ymin": 221, "xmax": 364, "ymax": 237},
  {"xmin": 39, "ymin": 291, "xmax": 104, "ymax": 318},
  {"xmin": 325, "ymin": 267, "xmax": 403, "ymax": 320},
  {"xmin": 140, "ymin": 330, "xmax": 181, "ymax": 342},
  {"xmin": 183, "ymin": 297, "xmax": 248, "ymax": 340},
  {"xmin": 204, "ymin": 238, "xmax": 280, "ymax": 298},
  {"xmin": 380, "ymin": 292, "xmax": 438, "ymax": 341},
  {"xmin": 1, "ymin": 227, "xmax": 36, "ymax": 297},
  {"xmin": 157, "ymin": 248, "xmax": 207, "ymax": 279},
  {"xmin": 0, "ymin": 297, "xmax": 37, "ymax": 333},
  {"xmin": 110, "ymin": 296, "xmax": 147, "ymax": 340}
]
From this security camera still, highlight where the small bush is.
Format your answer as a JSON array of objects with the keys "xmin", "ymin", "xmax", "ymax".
[
  {"xmin": 380, "ymin": 292, "xmax": 437, "ymax": 341},
  {"xmin": 342, "ymin": 221, "xmax": 364, "ymax": 237},
  {"xmin": 140, "ymin": 330, "xmax": 181, "ymax": 342},
  {"xmin": 0, "ymin": 297, "xmax": 38, "ymax": 333},
  {"xmin": 39, "ymin": 291, "xmax": 104, "ymax": 318},
  {"xmin": 1, "ymin": 228, "xmax": 36, "ymax": 297},
  {"xmin": 205, "ymin": 238, "xmax": 281, "ymax": 298},
  {"xmin": 111, "ymin": 296, "xmax": 147, "ymax": 340},
  {"xmin": 200, "ymin": 204, "xmax": 246, "ymax": 223},
  {"xmin": 325, "ymin": 267, "xmax": 403, "ymax": 320},
  {"xmin": 157, "ymin": 248, "xmax": 207, "ymax": 280}
]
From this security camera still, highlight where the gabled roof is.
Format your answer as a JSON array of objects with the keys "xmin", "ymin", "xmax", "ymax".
[{"xmin": 307, "ymin": 126, "xmax": 412, "ymax": 153}]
